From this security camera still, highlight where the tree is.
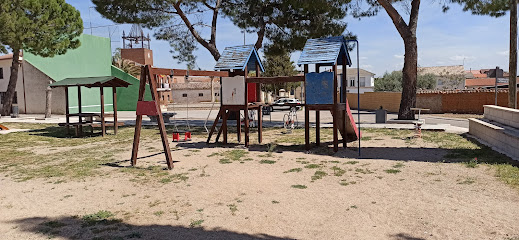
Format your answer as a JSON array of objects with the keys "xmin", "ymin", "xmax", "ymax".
[
  {"xmin": 0, "ymin": 0, "xmax": 83, "ymax": 116},
  {"xmin": 262, "ymin": 49, "xmax": 299, "ymax": 95},
  {"xmin": 351, "ymin": 0, "xmax": 422, "ymax": 119},
  {"xmin": 452, "ymin": 0, "xmax": 517, "ymax": 108},
  {"xmin": 375, "ymin": 71, "xmax": 436, "ymax": 92},
  {"xmin": 112, "ymin": 48, "xmax": 141, "ymax": 77},
  {"xmin": 92, "ymin": 0, "xmax": 354, "ymax": 65}
]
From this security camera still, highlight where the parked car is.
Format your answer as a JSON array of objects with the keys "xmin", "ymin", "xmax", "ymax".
[{"xmin": 269, "ymin": 98, "xmax": 302, "ymax": 111}]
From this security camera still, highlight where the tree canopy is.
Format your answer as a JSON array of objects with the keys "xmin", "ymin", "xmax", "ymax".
[
  {"xmin": 0, "ymin": 0, "xmax": 83, "ymax": 115},
  {"xmin": 261, "ymin": 49, "xmax": 300, "ymax": 95},
  {"xmin": 92, "ymin": 0, "xmax": 354, "ymax": 66},
  {"xmin": 375, "ymin": 71, "xmax": 436, "ymax": 92}
]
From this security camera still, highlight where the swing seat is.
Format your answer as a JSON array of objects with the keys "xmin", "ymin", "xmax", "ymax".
[{"xmin": 172, "ymin": 131, "xmax": 191, "ymax": 142}]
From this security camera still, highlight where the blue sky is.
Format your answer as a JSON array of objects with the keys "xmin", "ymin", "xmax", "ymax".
[{"xmin": 67, "ymin": 1, "xmax": 512, "ymax": 77}]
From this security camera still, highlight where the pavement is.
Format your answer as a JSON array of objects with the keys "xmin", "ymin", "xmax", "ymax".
[{"xmin": 0, "ymin": 106, "xmax": 470, "ymax": 134}]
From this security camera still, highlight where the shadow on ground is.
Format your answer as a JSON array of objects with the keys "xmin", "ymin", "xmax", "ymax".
[
  {"xmin": 9, "ymin": 216, "xmax": 425, "ymax": 240},
  {"xmin": 9, "ymin": 216, "xmax": 294, "ymax": 240}
]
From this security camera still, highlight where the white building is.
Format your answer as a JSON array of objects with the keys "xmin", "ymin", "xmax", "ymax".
[{"xmin": 337, "ymin": 68, "xmax": 375, "ymax": 93}]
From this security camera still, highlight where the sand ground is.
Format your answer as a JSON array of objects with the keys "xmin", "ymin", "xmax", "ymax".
[{"xmin": 0, "ymin": 126, "xmax": 518, "ymax": 240}]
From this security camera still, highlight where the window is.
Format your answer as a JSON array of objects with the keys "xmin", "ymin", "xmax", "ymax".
[
  {"xmin": 349, "ymin": 77, "xmax": 355, "ymax": 87},
  {"xmin": 360, "ymin": 77, "xmax": 366, "ymax": 87},
  {"xmin": 0, "ymin": 67, "xmax": 3, "ymax": 79},
  {"xmin": 182, "ymin": 93, "xmax": 187, "ymax": 97},
  {"xmin": 199, "ymin": 93, "xmax": 204, "ymax": 97}
]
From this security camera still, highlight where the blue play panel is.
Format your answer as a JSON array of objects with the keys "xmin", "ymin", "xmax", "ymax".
[{"xmin": 305, "ymin": 72, "xmax": 334, "ymax": 105}]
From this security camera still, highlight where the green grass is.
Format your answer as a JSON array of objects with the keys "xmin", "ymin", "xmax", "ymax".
[
  {"xmin": 82, "ymin": 210, "xmax": 119, "ymax": 226},
  {"xmin": 331, "ymin": 166, "xmax": 346, "ymax": 176},
  {"xmin": 457, "ymin": 177, "xmax": 476, "ymax": 185},
  {"xmin": 355, "ymin": 168, "xmax": 374, "ymax": 174},
  {"xmin": 339, "ymin": 180, "xmax": 357, "ymax": 186},
  {"xmin": 259, "ymin": 160, "xmax": 276, "ymax": 164},
  {"xmin": 384, "ymin": 169, "xmax": 401, "ymax": 174},
  {"xmin": 345, "ymin": 161, "xmax": 359, "ymax": 165},
  {"xmin": 291, "ymin": 184, "xmax": 307, "ymax": 189},
  {"xmin": 495, "ymin": 164, "xmax": 519, "ymax": 188},
  {"xmin": 153, "ymin": 211, "xmax": 164, "ymax": 217},
  {"xmin": 189, "ymin": 219, "xmax": 204, "ymax": 227},
  {"xmin": 271, "ymin": 200, "xmax": 280, "ymax": 204},
  {"xmin": 284, "ymin": 168, "xmax": 302, "ymax": 173},
  {"xmin": 392, "ymin": 162, "xmax": 405, "ymax": 168},
  {"xmin": 465, "ymin": 158, "xmax": 479, "ymax": 168},
  {"xmin": 228, "ymin": 204, "xmax": 238, "ymax": 215},
  {"xmin": 311, "ymin": 170, "xmax": 328, "ymax": 180},
  {"xmin": 304, "ymin": 164, "xmax": 321, "ymax": 169}
]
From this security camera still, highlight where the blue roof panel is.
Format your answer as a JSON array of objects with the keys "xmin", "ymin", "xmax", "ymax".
[
  {"xmin": 297, "ymin": 36, "xmax": 352, "ymax": 66},
  {"xmin": 214, "ymin": 45, "xmax": 264, "ymax": 72}
]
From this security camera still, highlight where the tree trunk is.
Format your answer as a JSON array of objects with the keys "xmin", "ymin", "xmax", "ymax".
[
  {"xmin": 398, "ymin": 37, "xmax": 418, "ymax": 120},
  {"xmin": 45, "ymin": 85, "xmax": 52, "ymax": 118},
  {"xmin": 509, "ymin": 0, "xmax": 518, "ymax": 109},
  {"xmin": 1, "ymin": 50, "xmax": 20, "ymax": 116}
]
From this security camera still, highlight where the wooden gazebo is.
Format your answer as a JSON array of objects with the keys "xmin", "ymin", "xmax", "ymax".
[{"xmin": 49, "ymin": 76, "xmax": 131, "ymax": 136}]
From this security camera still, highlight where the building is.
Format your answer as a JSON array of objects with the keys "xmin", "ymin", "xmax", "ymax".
[
  {"xmin": 418, "ymin": 65, "xmax": 465, "ymax": 90},
  {"xmin": 0, "ymin": 34, "xmax": 143, "ymax": 114},
  {"xmin": 337, "ymin": 68, "xmax": 376, "ymax": 93}
]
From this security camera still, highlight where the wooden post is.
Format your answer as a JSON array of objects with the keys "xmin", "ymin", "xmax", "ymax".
[
  {"xmin": 342, "ymin": 55, "xmax": 348, "ymax": 148},
  {"xmin": 222, "ymin": 109, "xmax": 228, "ymax": 144},
  {"xmin": 332, "ymin": 63, "xmax": 338, "ymax": 152},
  {"xmin": 148, "ymin": 66, "xmax": 174, "ymax": 169},
  {"xmin": 131, "ymin": 67, "xmax": 146, "ymax": 167},
  {"xmin": 257, "ymin": 106, "xmax": 262, "ymax": 143},
  {"xmin": 78, "ymin": 86, "xmax": 83, "ymax": 136},
  {"xmin": 244, "ymin": 66, "xmax": 249, "ymax": 147},
  {"xmin": 236, "ymin": 110, "xmax": 241, "ymax": 142},
  {"xmin": 100, "ymin": 87, "xmax": 105, "ymax": 137},
  {"xmin": 207, "ymin": 109, "xmax": 222, "ymax": 143},
  {"xmin": 256, "ymin": 63, "xmax": 261, "ymax": 103},
  {"xmin": 113, "ymin": 87, "xmax": 118, "ymax": 135},
  {"xmin": 305, "ymin": 105, "xmax": 310, "ymax": 150},
  {"xmin": 316, "ymin": 110, "xmax": 320, "ymax": 146},
  {"xmin": 65, "ymin": 87, "xmax": 70, "ymax": 135}
]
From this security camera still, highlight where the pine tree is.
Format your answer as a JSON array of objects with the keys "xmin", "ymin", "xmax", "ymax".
[{"xmin": 0, "ymin": 0, "xmax": 83, "ymax": 115}]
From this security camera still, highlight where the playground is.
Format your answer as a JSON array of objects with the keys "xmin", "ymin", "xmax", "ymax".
[
  {"xmin": 1, "ymin": 37, "xmax": 519, "ymax": 239},
  {"xmin": 0, "ymin": 123, "xmax": 519, "ymax": 239}
]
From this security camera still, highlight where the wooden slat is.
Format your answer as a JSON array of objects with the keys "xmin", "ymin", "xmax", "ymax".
[{"xmin": 246, "ymin": 76, "xmax": 305, "ymax": 84}]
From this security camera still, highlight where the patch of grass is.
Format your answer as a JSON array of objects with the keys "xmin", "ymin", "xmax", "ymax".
[
  {"xmin": 153, "ymin": 211, "xmax": 164, "ymax": 217},
  {"xmin": 284, "ymin": 168, "xmax": 302, "ymax": 173},
  {"xmin": 361, "ymin": 136, "xmax": 372, "ymax": 141},
  {"xmin": 304, "ymin": 164, "xmax": 321, "ymax": 169},
  {"xmin": 259, "ymin": 160, "xmax": 276, "ymax": 164},
  {"xmin": 339, "ymin": 180, "xmax": 357, "ymax": 186},
  {"xmin": 331, "ymin": 166, "xmax": 346, "ymax": 176},
  {"xmin": 345, "ymin": 161, "xmax": 359, "ymax": 165},
  {"xmin": 355, "ymin": 168, "xmax": 374, "ymax": 174},
  {"xmin": 495, "ymin": 164, "xmax": 519, "ymax": 188},
  {"xmin": 350, "ymin": 205, "xmax": 358, "ymax": 209},
  {"xmin": 228, "ymin": 204, "xmax": 238, "ymax": 215},
  {"xmin": 465, "ymin": 158, "xmax": 478, "ymax": 168},
  {"xmin": 291, "ymin": 184, "xmax": 307, "ymax": 189},
  {"xmin": 457, "ymin": 177, "xmax": 476, "ymax": 185},
  {"xmin": 82, "ymin": 210, "xmax": 119, "ymax": 226},
  {"xmin": 311, "ymin": 170, "xmax": 327, "ymax": 180},
  {"xmin": 271, "ymin": 200, "xmax": 280, "ymax": 204},
  {"xmin": 189, "ymin": 219, "xmax": 204, "ymax": 227},
  {"xmin": 148, "ymin": 200, "xmax": 163, "ymax": 208},
  {"xmin": 219, "ymin": 158, "xmax": 232, "ymax": 164},
  {"xmin": 207, "ymin": 152, "xmax": 219, "ymax": 157},
  {"xmin": 392, "ymin": 162, "xmax": 405, "ymax": 168},
  {"xmin": 384, "ymin": 169, "xmax": 401, "ymax": 174}
]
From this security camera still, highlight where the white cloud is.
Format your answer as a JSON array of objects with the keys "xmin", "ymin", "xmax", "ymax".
[
  {"xmin": 497, "ymin": 50, "xmax": 508, "ymax": 56},
  {"xmin": 393, "ymin": 54, "xmax": 404, "ymax": 59},
  {"xmin": 449, "ymin": 55, "xmax": 475, "ymax": 61}
]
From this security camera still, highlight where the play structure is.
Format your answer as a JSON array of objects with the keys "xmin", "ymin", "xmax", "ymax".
[
  {"xmin": 207, "ymin": 37, "xmax": 360, "ymax": 153},
  {"xmin": 0, "ymin": 124, "xmax": 8, "ymax": 131},
  {"xmin": 206, "ymin": 45, "xmax": 266, "ymax": 147},
  {"xmin": 131, "ymin": 65, "xmax": 227, "ymax": 170},
  {"xmin": 298, "ymin": 36, "xmax": 360, "ymax": 152},
  {"xmin": 49, "ymin": 76, "xmax": 131, "ymax": 137}
]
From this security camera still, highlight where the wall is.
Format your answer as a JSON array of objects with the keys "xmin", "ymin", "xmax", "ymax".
[
  {"xmin": 112, "ymin": 66, "xmax": 153, "ymax": 111},
  {"xmin": 121, "ymin": 48, "xmax": 153, "ymax": 66},
  {"xmin": 347, "ymin": 92, "xmax": 402, "ymax": 112},
  {"xmin": 19, "ymin": 62, "xmax": 66, "ymax": 114},
  {"xmin": 347, "ymin": 90, "xmax": 517, "ymax": 114},
  {"xmin": 172, "ymin": 89, "xmax": 217, "ymax": 104}
]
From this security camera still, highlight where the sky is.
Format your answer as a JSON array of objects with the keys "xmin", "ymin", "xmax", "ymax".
[{"xmin": 67, "ymin": 1, "xmax": 512, "ymax": 77}]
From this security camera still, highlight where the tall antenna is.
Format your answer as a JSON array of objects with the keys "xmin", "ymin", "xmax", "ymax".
[{"xmin": 122, "ymin": 24, "xmax": 151, "ymax": 49}]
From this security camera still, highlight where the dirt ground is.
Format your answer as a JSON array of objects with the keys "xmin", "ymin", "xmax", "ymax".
[{"xmin": 0, "ymin": 125, "xmax": 519, "ymax": 240}]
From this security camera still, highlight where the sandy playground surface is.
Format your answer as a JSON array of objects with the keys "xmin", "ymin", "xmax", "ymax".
[{"xmin": 0, "ymin": 125, "xmax": 519, "ymax": 240}]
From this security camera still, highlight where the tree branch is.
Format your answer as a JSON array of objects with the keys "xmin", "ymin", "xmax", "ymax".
[
  {"xmin": 210, "ymin": 0, "xmax": 221, "ymax": 45},
  {"xmin": 408, "ymin": 0, "xmax": 420, "ymax": 34},
  {"xmin": 255, "ymin": 18, "xmax": 266, "ymax": 50},
  {"xmin": 376, "ymin": 0, "xmax": 410, "ymax": 38}
]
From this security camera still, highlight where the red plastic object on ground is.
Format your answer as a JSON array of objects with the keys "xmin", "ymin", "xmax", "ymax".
[{"xmin": 172, "ymin": 132, "xmax": 192, "ymax": 142}]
